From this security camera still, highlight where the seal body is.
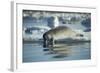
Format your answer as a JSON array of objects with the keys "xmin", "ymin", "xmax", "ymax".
[{"xmin": 43, "ymin": 26, "xmax": 81, "ymax": 48}]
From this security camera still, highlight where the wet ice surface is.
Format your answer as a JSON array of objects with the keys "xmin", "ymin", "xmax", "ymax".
[{"xmin": 23, "ymin": 42, "xmax": 91, "ymax": 63}]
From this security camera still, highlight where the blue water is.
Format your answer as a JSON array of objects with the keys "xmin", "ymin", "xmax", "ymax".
[{"xmin": 23, "ymin": 42, "xmax": 91, "ymax": 63}]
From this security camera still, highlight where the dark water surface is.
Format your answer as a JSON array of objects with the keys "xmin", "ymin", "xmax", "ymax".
[{"xmin": 23, "ymin": 42, "xmax": 91, "ymax": 63}]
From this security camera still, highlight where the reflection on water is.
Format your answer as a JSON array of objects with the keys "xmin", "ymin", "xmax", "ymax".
[{"xmin": 23, "ymin": 42, "xmax": 91, "ymax": 63}]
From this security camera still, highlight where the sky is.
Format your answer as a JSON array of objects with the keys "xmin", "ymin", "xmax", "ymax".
[{"xmin": 23, "ymin": 10, "xmax": 91, "ymax": 30}]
